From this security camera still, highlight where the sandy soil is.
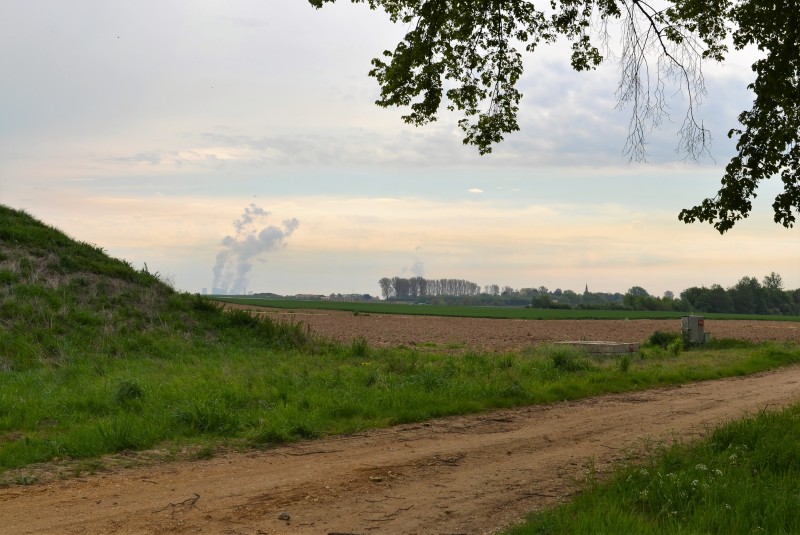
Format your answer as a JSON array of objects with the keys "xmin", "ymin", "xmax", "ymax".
[{"xmin": 2, "ymin": 310, "xmax": 799, "ymax": 534}]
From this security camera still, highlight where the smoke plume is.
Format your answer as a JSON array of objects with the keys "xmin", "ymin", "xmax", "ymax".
[{"xmin": 211, "ymin": 203, "xmax": 299, "ymax": 294}]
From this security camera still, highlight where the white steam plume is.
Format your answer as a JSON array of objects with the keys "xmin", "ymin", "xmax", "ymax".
[{"xmin": 211, "ymin": 203, "xmax": 299, "ymax": 294}]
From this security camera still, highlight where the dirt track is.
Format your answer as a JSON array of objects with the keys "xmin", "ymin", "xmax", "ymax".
[{"xmin": 2, "ymin": 312, "xmax": 800, "ymax": 534}]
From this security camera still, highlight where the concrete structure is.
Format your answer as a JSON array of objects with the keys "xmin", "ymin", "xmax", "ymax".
[{"xmin": 557, "ymin": 341, "xmax": 640, "ymax": 355}]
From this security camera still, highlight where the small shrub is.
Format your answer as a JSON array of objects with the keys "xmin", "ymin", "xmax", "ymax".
[
  {"xmin": 190, "ymin": 294, "xmax": 219, "ymax": 313},
  {"xmin": 225, "ymin": 309, "xmax": 260, "ymax": 328},
  {"xmin": 619, "ymin": 354, "xmax": 631, "ymax": 373},
  {"xmin": 647, "ymin": 330, "xmax": 682, "ymax": 349}
]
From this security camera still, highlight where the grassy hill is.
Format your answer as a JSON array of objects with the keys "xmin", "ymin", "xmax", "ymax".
[
  {"xmin": 0, "ymin": 205, "xmax": 316, "ymax": 472},
  {"xmin": 0, "ymin": 206, "xmax": 309, "ymax": 371}
]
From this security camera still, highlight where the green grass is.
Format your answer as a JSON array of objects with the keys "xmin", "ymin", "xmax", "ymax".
[
  {"xmin": 505, "ymin": 403, "xmax": 800, "ymax": 534},
  {"xmin": 2, "ymin": 330, "xmax": 799, "ymax": 475},
  {"xmin": 215, "ymin": 297, "xmax": 800, "ymax": 322}
]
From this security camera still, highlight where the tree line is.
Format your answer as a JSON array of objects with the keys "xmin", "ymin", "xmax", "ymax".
[
  {"xmin": 378, "ymin": 277, "xmax": 481, "ymax": 299},
  {"xmin": 681, "ymin": 273, "xmax": 798, "ymax": 316},
  {"xmin": 378, "ymin": 273, "xmax": 800, "ymax": 316}
]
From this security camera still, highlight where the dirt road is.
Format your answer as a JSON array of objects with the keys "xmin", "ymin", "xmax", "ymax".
[{"xmin": 3, "ymin": 366, "xmax": 800, "ymax": 535}]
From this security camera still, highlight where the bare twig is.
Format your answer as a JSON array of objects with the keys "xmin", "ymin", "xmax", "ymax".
[{"xmin": 156, "ymin": 493, "xmax": 200, "ymax": 518}]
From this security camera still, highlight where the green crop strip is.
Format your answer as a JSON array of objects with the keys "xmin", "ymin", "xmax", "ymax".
[{"xmin": 216, "ymin": 297, "xmax": 800, "ymax": 322}]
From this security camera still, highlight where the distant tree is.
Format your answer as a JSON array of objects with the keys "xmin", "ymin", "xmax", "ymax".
[
  {"xmin": 408, "ymin": 276, "xmax": 428, "ymax": 297},
  {"xmin": 626, "ymin": 286, "xmax": 650, "ymax": 297},
  {"xmin": 561, "ymin": 289, "xmax": 580, "ymax": 306},
  {"xmin": 663, "ymin": 290, "xmax": 675, "ymax": 300},
  {"xmin": 697, "ymin": 284, "xmax": 735, "ymax": 313},
  {"xmin": 391, "ymin": 276, "xmax": 410, "ymax": 299},
  {"xmin": 532, "ymin": 293, "xmax": 553, "ymax": 309},
  {"xmin": 760, "ymin": 272, "xmax": 794, "ymax": 314},
  {"xmin": 378, "ymin": 277, "xmax": 393, "ymax": 300},
  {"xmin": 763, "ymin": 272, "xmax": 783, "ymax": 290},
  {"xmin": 624, "ymin": 286, "xmax": 656, "ymax": 310},
  {"xmin": 729, "ymin": 276, "xmax": 765, "ymax": 314}
]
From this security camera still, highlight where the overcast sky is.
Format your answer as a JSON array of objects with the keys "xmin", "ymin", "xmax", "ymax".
[{"xmin": 2, "ymin": 0, "xmax": 797, "ymax": 297}]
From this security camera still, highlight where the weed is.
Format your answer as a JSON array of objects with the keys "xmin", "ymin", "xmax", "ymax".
[
  {"xmin": 497, "ymin": 355, "xmax": 515, "ymax": 369},
  {"xmin": 114, "ymin": 379, "xmax": 145, "ymax": 406},
  {"xmin": 549, "ymin": 347, "xmax": 591, "ymax": 372},
  {"xmin": 667, "ymin": 338, "xmax": 685, "ymax": 356},
  {"xmin": 13, "ymin": 474, "xmax": 38, "ymax": 485},
  {"xmin": 174, "ymin": 400, "xmax": 239, "ymax": 435},
  {"xmin": 350, "ymin": 337, "xmax": 369, "ymax": 359},
  {"xmin": 189, "ymin": 445, "xmax": 216, "ymax": 460}
]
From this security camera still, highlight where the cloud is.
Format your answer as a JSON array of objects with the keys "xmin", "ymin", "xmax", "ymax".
[
  {"xmin": 468, "ymin": 188, "xmax": 484, "ymax": 194},
  {"xmin": 99, "ymin": 152, "xmax": 163, "ymax": 166}
]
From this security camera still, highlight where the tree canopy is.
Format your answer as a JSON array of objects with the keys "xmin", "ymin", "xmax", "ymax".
[{"xmin": 309, "ymin": 0, "xmax": 799, "ymax": 232}]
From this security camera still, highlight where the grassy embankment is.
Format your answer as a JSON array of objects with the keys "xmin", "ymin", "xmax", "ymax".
[
  {"xmin": 217, "ymin": 296, "xmax": 800, "ymax": 322},
  {"xmin": 2, "ymin": 204, "xmax": 800, "ymax": 501}
]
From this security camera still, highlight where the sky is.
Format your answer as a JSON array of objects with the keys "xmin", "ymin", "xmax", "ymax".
[{"xmin": 1, "ymin": 0, "xmax": 798, "ymax": 297}]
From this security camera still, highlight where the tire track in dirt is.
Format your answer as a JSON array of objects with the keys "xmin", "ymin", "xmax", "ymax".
[{"xmin": 3, "ymin": 366, "xmax": 800, "ymax": 535}]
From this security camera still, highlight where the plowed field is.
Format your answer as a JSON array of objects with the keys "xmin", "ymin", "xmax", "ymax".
[{"xmin": 226, "ymin": 304, "xmax": 800, "ymax": 350}]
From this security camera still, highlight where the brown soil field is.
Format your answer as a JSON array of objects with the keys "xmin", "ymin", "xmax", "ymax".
[
  {"xmin": 225, "ymin": 304, "xmax": 800, "ymax": 350},
  {"xmin": 2, "ymin": 309, "xmax": 799, "ymax": 535}
]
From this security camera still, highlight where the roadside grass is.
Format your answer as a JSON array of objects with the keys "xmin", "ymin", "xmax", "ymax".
[
  {"xmin": 504, "ymin": 402, "xmax": 800, "ymax": 534},
  {"xmin": 217, "ymin": 297, "xmax": 800, "ymax": 322},
  {"xmin": 3, "ymin": 335, "xmax": 800, "ymax": 477}
]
